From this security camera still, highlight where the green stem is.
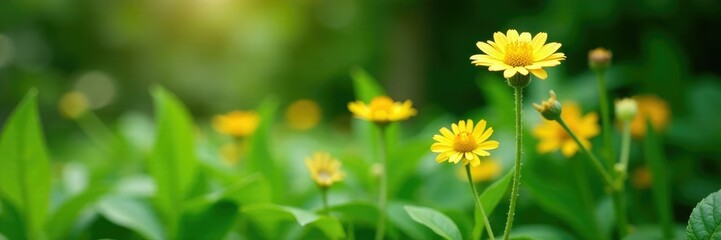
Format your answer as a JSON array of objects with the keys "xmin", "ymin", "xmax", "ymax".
[
  {"xmin": 595, "ymin": 71, "xmax": 614, "ymax": 169},
  {"xmin": 612, "ymin": 120, "xmax": 631, "ymax": 239},
  {"xmin": 555, "ymin": 118, "xmax": 616, "ymax": 189},
  {"xmin": 466, "ymin": 165, "xmax": 496, "ymax": 240},
  {"xmin": 502, "ymin": 86, "xmax": 524, "ymax": 240},
  {"xmin": 321, "ymin": 188, "xmax": 330, "ymax": 216},
  {"xmin": 374, "ymin": 125, "xmax": 388, "ymax": 240}
]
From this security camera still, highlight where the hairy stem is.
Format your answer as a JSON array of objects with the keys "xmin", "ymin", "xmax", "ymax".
[
  {"xmin": 502, "ymin": 86, "xmax": 524, "ymax": 240},
  {"xmin": 466, "ymin": 165, "xmax": 496, "ymax": 240}
]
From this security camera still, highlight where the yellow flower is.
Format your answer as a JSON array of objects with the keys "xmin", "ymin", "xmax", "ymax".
[
  {"xmin": 59, "ymin": 91, "xmax": 89, "ymax": 119},
  {"xmin": 347, "ymin": 96, "xmax": 417, "ymax": 123},
  {"xmin": 470, "ymin": 29, "xmax": 566, "ymax": 80},
  {"xmin": 212, "ymin": 111, "xmax": 260, "ymax": 137},
  {"xmin": 286, "ymin": 99, "xmax": 322, "ymax": 130},
  {"xmin": 305, "ymin": 151, "xmax": 345, "ymax": 188},
  {"xmin": 431, "ymin": 119, "xmax": 500, "ymax": 167},
  {"xmin": 630, "ymin": 95, "xmax": 670, "ymax": 138},
  {"xmin": 457, "ymin": 159, "xmax": 501, "ymax": 183},
  {"xmin": 533, "ymin": 103, "xmax": 600, "ymax": 158}
]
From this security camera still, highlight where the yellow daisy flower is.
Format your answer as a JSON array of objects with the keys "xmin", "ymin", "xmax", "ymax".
[
  {"xmin": 431, "ymin": 119, "xmax": 500, "ymax": 167},
  {"xmin": 470, "ymin": 29, "xmax": 566, "ymax": 80},
  {"xmin": 305, "ymin": 151, "xmax": 345, "ymax": 188},
  {"xmin": 286, "ymin": 99, "xmax": 322, "ymax": 130},
  {"xmin": 457, "ymin": 159, "xmax": 501, "ymax": 183},
  {"xmin": 630, "ymin": 95, "xmax": 670, "ymax": 138},
  {"xmin": 347, "ymin": 96, "xmax": 417, "ymax": 123},
  {"xmin": 533, "ymin": 103, "xmax": 600, "ymax": 158},
  {"xmin": 212, "ymin": 110, "xmax": 260, "ymax": 137}
]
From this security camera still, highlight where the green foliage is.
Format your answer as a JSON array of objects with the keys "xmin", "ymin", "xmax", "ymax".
[
  {"xmin": 473, "ymin": 167, "xmax": 514, "ymax": 239},
  {"xmin": 179, "ymin": 200, "xmax": 238, "ymax": 240},
  {"xmin": 149, "ymin": 86, "xmax": 198, "ymax": 237},
  {"xmin": 0, "ymin": 89, "xmax": 50, "ymax": 240},
  {"xmin": 242, "ymin": 204, "xmax": 345, "ymax": 239},
  {"xmin": 687, "ymin": 189, "xmax": 721, "ymax": 240},
  {"xmin": 404, "ymin": 205, "xmax": 463, "ymax": 240},
  {"xmin": 644, "ymin": 120, "xmax": 675, "ymax": 239},
  {"xmin": 98, "ymin": 196, "xmax": 165, "ymax": 240}
]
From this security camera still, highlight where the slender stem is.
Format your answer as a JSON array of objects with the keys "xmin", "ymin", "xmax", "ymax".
[
  {"xmin": 321, "ymin": 188, "xmax": 330, "ymax": 216},
  {"xmin": 595, "ymin": 71, "xmax": 614, "ymax": 169},
  {"xmin": 502, "ymin": 86, "xmax": 523, "ymax": 240},
  {"xmin": 374, "ymin": 125, "xmax": 388, "ymax": 240},
  {"xmin": 612, "ymin": 120, "xmax": 633, "ymax": 239},
  {"xmin": 466, "ymin": 165, "xmax": 496, "ymax": 240},
  {"xmin": 555, "ymin": 118, "xmax": 616, "ymax": 189}
]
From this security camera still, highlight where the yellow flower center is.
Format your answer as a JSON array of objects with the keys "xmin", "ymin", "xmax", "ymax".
[
  {"xmin": 453, "ymin": 132, "xmax": 477, "ymax": 152},
  {"xmin": 370, "ymin": 96, "xmax": 394, "ymax": 112},
  {"xmin": 504, "ymin": 41, "xmax": 534, "ymax": 67}
]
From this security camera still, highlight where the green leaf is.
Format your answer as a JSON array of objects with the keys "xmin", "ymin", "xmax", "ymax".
[
  {"xmin": 242, "ymin": 204, "xmax": 345, "ymax": 239},
  {"xmin": 686, "ymin": 189, "xmax": 721, "ymax": 240},
  {"xmin": 179, "ymin": 200, "xmax": 238, "ymax": 240},
  {"xmin": 644, "ymin": 120, "xmax": 675, "ymax": 239},
  {"xmin": 473, "ymin": 167, "xmax": 514, "ymax": 239},
  {"xmin": 388, "ymin": 202, "xmax": 433, "ymax": 240},
  {"xmin": 0, "ymin": 198, "xmax": 25, "ymax": 240},
  {"xmin": 328, "ymin": 200, "xmax": 379, "ymax": 225},
  {"xmin": 351, "ymin": 67, "xmax": 385, "ymax": 102},
  {"xmin": 149, "ymin": 86, "xmax": 198, "ymax": 237},
  {"xmin": 98, "ymin": 196, "xmax": 165, "ymax": 240},
  {"xmin": 245, "ymin": 97, "xmax": 282, "ymax": 202},
  {"xmin": 0, "ymin": 89, "xmax": 50, "ymax": 239},
  {"xmin": 46, "ymin": 187, "xmax": 108, "ymax": 239},
  {"xmin": 404, "ymin": 205, "xmax": 463, "ymax": 240}
]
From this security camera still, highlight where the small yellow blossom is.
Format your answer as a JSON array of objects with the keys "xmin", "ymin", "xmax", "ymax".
[
  {"xmin": 347, "ymin": 96, "xmax": 416, "ymax": 123},
  {"xmin": 631, "ymin": 95, "xmax": 670, "ymax": 138},
  {"xmin": 286, "ymin": 99, "xmax": 322, "ymax": 130},
  {"xmin": 457, "ymin": 159, "xmax": 501, "ymax": 183},
  {"xmin": 533, "ymin": 103, "xmax": 600, "ymax": 158},
  {"xmin": 632, "ymin": 166, "xmax": 652, "ymax": 189},
  {"xmin": 305, "ymin": 151, "xmax": 345, "ymax": 188},
  {"xmin": 59, "ymin": 91, "xmax": 89, "ymax": 119},
  {"xmin": 212, "ymin": 111, "xmax": 260, "ymax": 137},
  {"xmin": 431, "ymin": 119, "xmax": 500, "ymax": 167},
  {"xmin": 470, "ymin": 29, "xmax": 566, "ymax": 80}
]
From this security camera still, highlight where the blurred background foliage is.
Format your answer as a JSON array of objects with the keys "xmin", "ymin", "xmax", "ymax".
[{"xmin": 1, "ymin": 0, "xmax": 721, "ymax": 239}]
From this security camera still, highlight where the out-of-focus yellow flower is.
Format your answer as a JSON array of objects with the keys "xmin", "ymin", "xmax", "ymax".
[
  {"xmin": 631, "ymin": 95, "xmax": 670, "ymax": 138},
  {"xmin": 470, "ymin": 29, "xmax": 566, "ymax": 80},
  {"xmin": 632, "ymin": 166, "xmax": 652, "ymax": 189},
  {"xmin": 213, "ymin": 111, "xmax": 260, "ymax": 137},
  {"xmin": 59, "ymin": 91, "xmax": 89, "ymax": 119},
  {"xmin": 305, "ymin": 151, "xmax": 345, "ymax": 188},
  {"xmin": 285, "ymin": 99, "xmax": 321, "ymax": 130},
  {"xmin": 347, "ymin": 96, "xmax": 416, "ymax": 123},
  {"xmin": 533, "ymin": 103, "xmax": 600, "ymax": 158},
  {"xmin": 457, "ymin": 159, "xmax": 501, "ymax": 183},
  {"xmin": 431, "ymin": 119, "xmax": 500, "ymax": 167}
]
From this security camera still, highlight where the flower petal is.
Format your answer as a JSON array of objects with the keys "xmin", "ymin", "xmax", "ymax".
[
  {"xmin": 530, "ymin": 32, "xmax": 547, "ymax": 49},
  {"xmin": 506, "ymin": 29, "xmax": 519, "ymax": 42},
  {"xmin": 503, "ymin": 68, "xmax": 518, "ymax": 79},
  {"xmin": 534, "ymin": 42, "xmax": 562, "ymax": 61},
  {"xmin": 477, "ymin": 140, "xmax": 499, "ymax": 150},
  {"xmin": 477, "ymin": 41, "xmax": 504, "ymax": 59},
  {"xmin": 515, "ymin": 66, "xmax": 529, "ymax": 75},
  {"xmin": 431, "ymin": 143, "xmax": 452, "ymax": 152},
  {"xmin": 478, "ymin": 127, "xmax": 494, "ymax": 142},
  {"xmin": 493, "ymin": 32, "xmax": 508, "ymax": 53},
  {"xmin": 529, "ymin": 68, "xmax": 548, "ymax": 80},
  {"xmin": 450, "ymin": 152, "xmax": 463, "ymax": 163},
  {"xmin": 440, "ymin": 127, "xmax": 454, "ymax": 139},
  {"xmin": 489, "ymin": 63, "xmax": 512, "ymax": 71},
  {"xmin": 472, "ymin": 120, "xmax": 487, "ymax": 138},
  {"xmin": 519, "ymin": 32, "xmax": 532, "ymax": 42}
]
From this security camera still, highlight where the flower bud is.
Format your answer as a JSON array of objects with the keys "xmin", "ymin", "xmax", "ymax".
[
  {"xmin": 588, "ymin": 48, "xmax": 612, "ymax": 71},
  {"xmin": 506, "ymin": 73, "xmax": 531, "ymax": 88},
  {"xmin": 615, "ymin": 98, "xmax": 638, "ymax": 122},
  {"xmin": 533, "ymin": 90, "xmax": 562, "ymax": 120}
]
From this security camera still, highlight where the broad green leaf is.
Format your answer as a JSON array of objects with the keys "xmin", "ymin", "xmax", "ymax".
[
  {"xmin": 388, "ymin": 201, "xmax": 433, "ymax": 240},
  {"xmin": 351, "ymin": 67, "xmax": 386, "ymax": 102},
  {"xmin": 328, "ymin": 200, "xmax": 379, "ymax": 225},
  {"xmin": 687, "ymin": 189, "xmax": 721, "ymax": 240},
  {"xmin": 0, "ymin": 89, "xmax": 50, "ymax": 239},
  {"xmin": 245, "ymin": 97, "xmax": 283, "ymax": 201},
  {"xmin": 404, "ymin": 205, "xmax": 463, "ymax": 240},
  {"xmin": 473, "ymin": 166, "xmax": 514, "ymax": 239},
  {"xmin": 242, "ymin": 204, "xmax": 345, "ymax": 239},
  {"xmin": 98, "ymin": 196, "xmax": 165, "ymax": 240},
  {"xmin": 644, "ymin": 120, "xmax": 675, "ymax": 239},
  {"xmin": 0, "ymin": 198, "xmax": 24, "ymax": 240},
  {"xmin": 179, "ymin": 200, "xmax": 238, "ymax": 240},
  {"xmin": 46, "ymin": 187, "xmax": 108, "ymax": 239},
  {"xmin": 149, "ymin": 86, "xmax": 198, "ymax": 237}
]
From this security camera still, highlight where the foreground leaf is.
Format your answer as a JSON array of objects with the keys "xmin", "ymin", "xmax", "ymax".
[
  {"xmin": 242, "ymin": 204, "xmax": 345, "ymax": 239},
  {"xmin": 98, "ymin": 196, "xmax": 165, "ymax": 240},
  {"xmin": 149, "ymin": 86, "xmax": 198, "ymax": 237},
  {"xmin": 46, "ymin": 187, "xmax": 108, "ymax": 239},
  {"xmin": 473, "ymin": 167, "xmax": 514, "ymax": 239},
  {"xmin": 404, "ymin": 205, "xmax": 463, "ymax": 240},
  {"xmin": 0, "ymin": 89, "xmax": 50, "ymax": 239},
  {"xmin": 687, "ymin": 189, "xmax": 721, "ymax": 240},
  {"xmin": 179, "ymin": 200, "xmax": 238, "ymax": 240}
]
